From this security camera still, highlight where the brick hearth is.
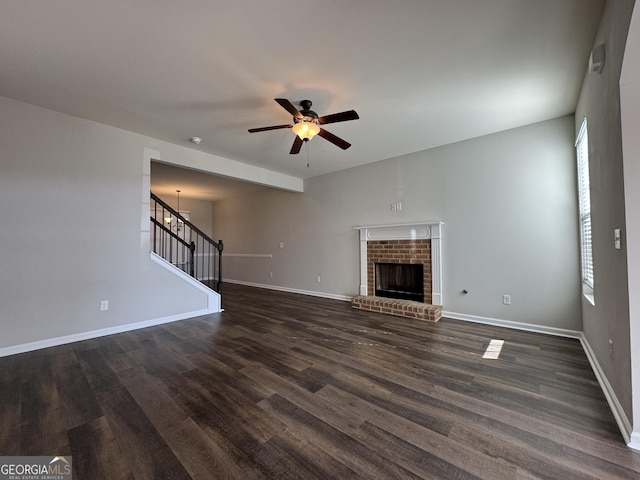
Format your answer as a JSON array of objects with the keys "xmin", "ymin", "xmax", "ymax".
[{"xmin": 351, "ymin": 295, "xmax": 442, "ymax": 321}]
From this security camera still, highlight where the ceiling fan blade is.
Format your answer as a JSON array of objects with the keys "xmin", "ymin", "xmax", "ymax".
[
  {"xmin": 290, "ymin": 135, "xmax": 304, "ymax": 154},
  {"xmin": 248, "ymin": 124, "xmax": 292, "ymax": 133},
  {"xmin": 318, "ymin": 128, "xmax": 351, "ymax": 150},
  {"xmin": 318, "ymin": 110, "xmax": 359, "ymax": 125},
  {"xmin": 275, "ymin": 98, "xmax": 303, "ymax": 119}
]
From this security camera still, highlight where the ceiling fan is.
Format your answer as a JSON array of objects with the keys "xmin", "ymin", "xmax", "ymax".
[{"xmin": 248, "ymin": 98, "xmax": 359, "ymax": 154}]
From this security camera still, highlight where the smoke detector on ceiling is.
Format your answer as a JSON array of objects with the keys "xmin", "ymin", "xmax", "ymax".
[{"xmin": 190, "ymin": 136, "xmax": 202, "ymax": 145}]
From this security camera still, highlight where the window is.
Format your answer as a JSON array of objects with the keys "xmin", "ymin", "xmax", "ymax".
[{"xmin": 576, "ymin": 118, "xmax": 594, "ymax": 302}]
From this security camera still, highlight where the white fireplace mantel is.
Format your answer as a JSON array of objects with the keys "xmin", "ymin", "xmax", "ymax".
[{"xmin": 354, "ymin": 222, "xmax": 443, "ymax": 305}]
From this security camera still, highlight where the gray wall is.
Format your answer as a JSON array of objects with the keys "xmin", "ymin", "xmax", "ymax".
[
  {"xmin": 621, "ymin": 0, "xmax": 640, "ymax": 445},
  {"xmin": 166, "ymin": 195, "xmax": 215, "ymax": 239},
  {"xmin": 213, "ymin": 115, "xmax": 582, "ymax": 331},
  {"xmin": 575, "ymin": 0, "xmax": 635, "ymax": 422},
  {"xmin": 0, "ymin": 96, "xmax": 211, "ymax": 350}
]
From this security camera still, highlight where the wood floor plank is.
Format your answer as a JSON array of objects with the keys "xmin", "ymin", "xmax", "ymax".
[
  {"xmin": 427, "ymin": 381, "xmax": 640, "ymax": 473},
  {"xmin": 50, "ymin": 346, "xmax": 104, "ymax": 429},
  {"xmin": 241, "ymin": 365, "xmax": 365, "ymax": 435},
  {"xmin": 189, "ymin": 351, "xmax": 275, "ymax": 404},
  {"xmin": 356, "ymin": 421, "xmax": 483, "ymax": 480},
  {"xmin": 18, "ymin": 350, "xmax": 70, "ymax": 456},
  {"xmin": 0, "ymin": 354, "xmax": 22, "ymax": 455},
  {"xmin": 448, "ymin": 421, "xmax": 612, "ymax": 480},
  {"xmin": 122, "ymin": 370, "xmax": 266, "ymax": 480},
  {"xmin": 258, "ymin": 393, "xmax": 422, "ymax": 480},
  {"xmin": 74, "ymin": 346, "xmax": 123, "ymax": 394},
  {"xmin": 97, "ymin": 386, "xmax": 192, "ymax": 480},
  {"xmin": 315, "ymin": 383, "xmax": 518, "ymax": 480},
  {"xmin": 67, "ymin": 416, "xmax": 134, "ymax": 480},
  {"xmin": 180, "ymin": 368, "xmax": 284, "ymax": 444},
  {"xmin": 2, "ymin": 283, "xmax": 640, "ymax": 479}
]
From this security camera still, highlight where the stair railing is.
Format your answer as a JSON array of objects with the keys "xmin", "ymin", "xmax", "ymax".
[{"xmin": 150, "ymin": 192, "xmax": 223, "ymax": 292}]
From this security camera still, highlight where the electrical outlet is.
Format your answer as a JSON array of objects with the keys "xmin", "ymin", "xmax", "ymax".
[
  {"xmin": 279, "ymin": 242, "xmax": 284, "ymax": 249},
  {"xmin": 269, "ymin": 272, "xmax": 273, "ymax": 278},
  {"xmin": 100, "ymin": 300, "xmax": 109, "ymax": 311},
  {"xmin": 609, "ymin": 339, "xmax": 614, "ymax": 359},
  {"xmin": 316, "ymin": 276, "xmax": 321, "ymax": 283},
  {"xmin": 502, "ymin": 294, "xmax": 511, "ymax": 305}
]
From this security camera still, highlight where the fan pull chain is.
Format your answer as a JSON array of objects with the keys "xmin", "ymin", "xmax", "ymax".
[{"xmin": 307, "ymin": 139, "xmax": 310, "ymax": 168}]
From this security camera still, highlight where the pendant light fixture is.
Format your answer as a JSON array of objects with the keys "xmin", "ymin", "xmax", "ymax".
[{"xmin": 164, "ymin": 189, "xmax": 183, "ymax": 231}]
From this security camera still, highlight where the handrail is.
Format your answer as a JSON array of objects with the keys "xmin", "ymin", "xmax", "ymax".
[
  {"xmin": 151, "ymin": 193, "xmax": 221, "ymax": 249},
  {"xmin": 150, "ymin": 191, "xmax": 223, "ymax": 292}
]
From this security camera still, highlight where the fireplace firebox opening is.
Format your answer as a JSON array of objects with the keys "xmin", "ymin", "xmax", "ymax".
[{"xmin": 375, "ymin": 262, "xmax": 424, "ymax": 302}]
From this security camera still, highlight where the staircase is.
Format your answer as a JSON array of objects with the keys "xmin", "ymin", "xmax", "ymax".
[{"xmin": 150, "ymin": 192, "xmax": 223, "ymax": 292}]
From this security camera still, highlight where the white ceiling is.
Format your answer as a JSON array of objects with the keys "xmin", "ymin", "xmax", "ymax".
[
  {"xmin": 1, "ymin": 0, "xmax": 604, "ymax": 197},
  {"xmin": 151, "ymin": 161, "xmax": 267, "ymax": 201}
]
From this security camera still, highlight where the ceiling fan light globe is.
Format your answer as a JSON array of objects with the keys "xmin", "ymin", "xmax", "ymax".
[{"xmin": 292, "ymin": 121, "xmax": 320, "ymax": 140}]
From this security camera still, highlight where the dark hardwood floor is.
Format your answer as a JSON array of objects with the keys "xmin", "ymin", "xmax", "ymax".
[{"xmin": 2, "ymin": 283, "xmax": 640, "ymax": 479}]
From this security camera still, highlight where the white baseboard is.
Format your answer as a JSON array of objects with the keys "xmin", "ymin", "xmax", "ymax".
[
  {"xmin": 579, "ymin": 334, "xmax": 634, "ymax": 446},
  {"xmin": 629, "ymin": 431, "xmax": 640, "ymax": 451},
  {"xmin": 0, "ymin": 308, "xmax": 213, "ymax": 358},
  {"xmin": 222, "ymin": 278, "xmax": 352, "ymax": 302},
  {"xmin": 442, "ymin": 310, "xmax": 582, "ymax": 339}
]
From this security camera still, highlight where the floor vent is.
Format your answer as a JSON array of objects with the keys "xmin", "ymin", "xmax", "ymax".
[{"xmin": 482, "ymin": 339, "xmax": 504, "ymax": 359}]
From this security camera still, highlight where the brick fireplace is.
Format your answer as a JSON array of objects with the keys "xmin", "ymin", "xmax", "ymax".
[{"xmin": 351, "ymin": 223, "xmax": 443, "ymax": 321}]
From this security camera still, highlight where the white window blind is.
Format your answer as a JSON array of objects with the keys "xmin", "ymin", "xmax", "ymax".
[{"xmin": 576, "ymin": 119, "xmax": 593, "ymax": 289}]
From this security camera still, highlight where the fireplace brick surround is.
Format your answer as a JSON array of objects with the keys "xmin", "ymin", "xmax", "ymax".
[
  {"xmin": 366, "ymin": 239, "xmax": 432, "ymax": 303},
  {"xmin": 352, "ymin": 223, "xmax": 443, "ymax": 322}
]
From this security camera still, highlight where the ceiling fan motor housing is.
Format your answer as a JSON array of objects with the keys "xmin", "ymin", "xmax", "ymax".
[{"xmin": 296, "ymin": 100, "xmax": 319, "ymax": 124}]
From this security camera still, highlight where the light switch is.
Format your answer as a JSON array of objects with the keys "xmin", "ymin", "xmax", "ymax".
[{"xmin": 614, "ymin": 228, "xmax": 621, "ymax": 250}]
